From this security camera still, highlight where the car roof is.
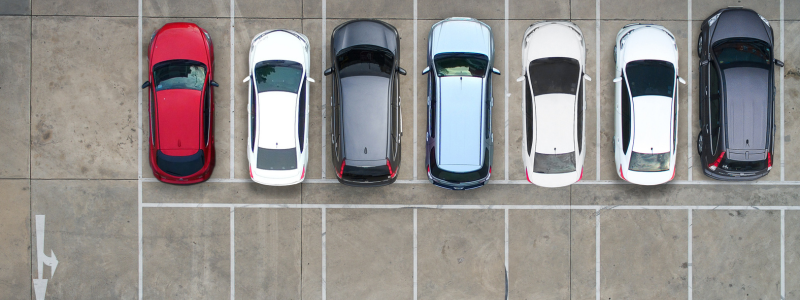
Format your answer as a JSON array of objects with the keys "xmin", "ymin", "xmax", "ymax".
[
  {"xmin": 722, "ymin": 66, "xmax": 770, "ymax": 151},
  {"xmin": 710, "ymin": 9, "xmax": 771, "ymax": 45},
  {"xmin": 256, "ymin": 91, "xmax": 298, "ymax": 150},
  {"xmin": 533, "ymin": 94, "xmax": 575, "ymax": 154},
  {"xmin": 341, "ymin": 76, "xmax": 392, "ymax": 162},
  {"xmin": 155, "ymin": 89, "xmax": 203, "ymax": 156},
  {"xmin": 437, "ymin": 76, "xmax": 485, "ymax": 171},
  {"xmin": 430, "ymin": 18, "xmax": 492, "ymax": 57},
  {"xmin": 631, "ymin": 96, "xmax": 673, "ymax": 154},
  {"xmin": 332, "ymin": 20, "xmax": 398, "ymax": 55}
]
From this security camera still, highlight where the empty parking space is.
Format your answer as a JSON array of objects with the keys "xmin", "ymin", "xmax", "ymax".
[
  {"xmin": 0, "ymin": 16, "xmax": 30, "ymax": 178},
  {"xmin": 0, "ymin": 180, "xmax": 30, "ymax": 300},
  {"xmin": 507, "ymin": 210, "xmax": 571, "ymax": 298}
]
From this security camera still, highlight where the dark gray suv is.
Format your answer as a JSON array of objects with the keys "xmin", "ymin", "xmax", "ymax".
[{"xmin": 697, "ymin": 7, "xmax": 784, "ymax": 180}]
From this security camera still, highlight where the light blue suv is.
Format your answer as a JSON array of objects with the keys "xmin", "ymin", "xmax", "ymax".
[{"xmin": 424, "ymin": 17, "xmax": 500, "ymax": 190}]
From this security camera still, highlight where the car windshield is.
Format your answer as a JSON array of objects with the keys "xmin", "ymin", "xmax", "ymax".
[
  {"xmin": 720, "ymin": 158, "xmax": 767, "ymax": 172},
  {"xmin": 529, "ymin": 57, "xmax": 580, "ymax": 95},
  {"xmin": 629, "ymin": 151, "xmax": 670, "ymax": 172},
  {"xmin": 533, "ymin": 152, "xmax": 576, "ymax": 174},
  {"xmin": 713, "ymin": 39, "xmax": 771, "ymax": 69},
  {"xmin": 254, "ymin": 60, "xmax": 303, "ymax": 93},
  {"xmin": 434, "ymin": 53, "xmax": 488, "ymax": 77},
  {"xmin": 256, "ymin": 147, "xmax": 297, "ymax": 170},
  {"xmin": 625, "ymin": 60, "xmax": 675, "ymax": 97},
  {"xmin": 153, "ymin": 60, "xmax": 206, "ymax": 91},
  {"xmin": 336, "ymin": 45, "xmax": 394, "ymax": 78}
]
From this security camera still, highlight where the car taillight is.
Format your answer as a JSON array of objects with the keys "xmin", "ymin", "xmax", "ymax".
[
  {"xmin": 386, "ymin": 159, "xmax": 396, "ymax": 178},
  {"xmin": 578, "ymin": 168, "xmax": 583, "ymax": 181},
  {"xmin": 619, "ymin": 165, "xmax": 627, "ymax": 181},
  {"xmin": 708, "ymin": 151, "xmax": 725, "ymax": 171},
  {"xmin": 489, "ymin": 166, "xmax": 492, "ymax": 174},
  {"xmin": 525, "ymin": 168, "xmax": 532, "ymax": 183},
  {"xmin": 249, "ymin": 166, "xmax": 253, "ymax": 179},
  {"xmin": 427, "ymin": 165, "xmax": 430, "ymax": 174},
  {"xmin": 767, "ymin": 152, "xmax": 773, "ymax": 170},
  {"xmin": 337, "ymin": 160, "xmax": 345, "ymax": 178},
  {"xmin": 301, "ymin": 167, "xmax": 305, "ymax": 179}
]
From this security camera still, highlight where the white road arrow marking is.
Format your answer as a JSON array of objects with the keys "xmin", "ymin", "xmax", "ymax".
[{"xmin": 34, "ymin": 215, "xmax": 58, "ymax": 300}]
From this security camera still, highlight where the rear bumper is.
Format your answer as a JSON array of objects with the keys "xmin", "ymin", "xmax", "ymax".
[
  {"xmin": 427, "ymin": 172, "xmax": 490, "ymax": 190},
  {"xmin": 702, "ymin": 168, "xmax": 769, "ymax": 181},
  {"xmin": 337, "ymin": 176, "xmax": 396, "ymax": 187}
]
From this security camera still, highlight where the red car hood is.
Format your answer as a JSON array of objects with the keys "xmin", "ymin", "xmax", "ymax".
[
  {"xmin": 156, "ymin": 89, "xmax": 203, "ymax": 156},
  {"xmin": 151, "ymin": 23, "xmax": 209, "ymax": 65}
]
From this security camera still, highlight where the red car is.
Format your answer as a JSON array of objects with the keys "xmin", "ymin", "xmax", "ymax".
[{"xmin": 142, "ymin": 23, "xmax": 217, "ymax": 184}]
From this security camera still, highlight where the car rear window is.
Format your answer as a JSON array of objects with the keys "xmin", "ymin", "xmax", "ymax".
[
  {"xmin": 254, "ymin": 60, "xmax": 303, "ymax": 93},
  {"xmin": 154, "ymin": 60, "xmax": 206, "ymax": 91},
  {"xmin": 429, "ymin": 148, "xmax": 490, "ymax": 183},
  {"xmin": 156, "ymin": 150, "xmax": 204, "ymax": 176},
  {"xmin": 433, "ymin": 52, "xmax": 488, "ymax": 77},
  {"xmin": 256, "ymin": 147, "xmax": 297, "ymax": 170},
  {"xmin": 629, "ymin": 151, "xmax": 670, "ymax": 172},
  {"xmin": 625, "ymin": 60, "xmax": 675, "ymax": 97},
  {"xmin": 533, "ymin": 152, "xmax": 576, "ymax": 174},
  {"xmin": 529, "ymin": 57, "xmax": 580, "ymax": 95},
  {"xmin": 720, "ymin": 158, "xmax": 767, "ymax": 172}
]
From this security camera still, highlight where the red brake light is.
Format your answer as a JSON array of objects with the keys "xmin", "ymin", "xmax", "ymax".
[
  {"xmin": 427, "ymin": 165, "xmax": 430, "ymax": 174},
  {"xmin": 301, "ymin": 167, "xmax": 305, "ymax": 179},
  {"xmin": 708, "ymin": 151, "xmax": 725, "ymax": 171},
  {"xmin": 337, "ymin": 160, "xmax": 345, "ymax": 178},
  {"xmin": 578, "ymin": 168, "xmax": 583, "ymax": 181},
  {"xmin": 386, "ymin": 159, "xmax": 396, "ymax": 178},
  {"xmin": 619, "ymin": 165, "xmax": 626, "ymax": 181},
  {"xmin": 525, "ymin": 168, "xmax": 532, "ymax": 183},
  {"xmin": 489, "ymin": 166, "xmax": 492, "ymax": 174},
  {"xmin": 249, "ymin": 166, "xmax": 253, "ymax": 179},
  {"xmin": 767, "ymin": 152, "xmax": 773, "ymax": 170}
]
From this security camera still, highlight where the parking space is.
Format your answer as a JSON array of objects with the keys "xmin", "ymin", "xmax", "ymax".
[{"xmin": 4, "ymin": 0, "xmax": 800, "ymax": 299}]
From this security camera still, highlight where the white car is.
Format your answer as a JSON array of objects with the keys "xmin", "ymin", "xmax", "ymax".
[
  {"xmin": 613, "ymin": 24, "xmax": 685, "ymax": 185},
  {"xmin": 244, "ymin": 30, "xmax": 313, "ymax": 186},
  {"xmin": 519, "ymin": 21, "xmax": 590, "ymax": 188}
]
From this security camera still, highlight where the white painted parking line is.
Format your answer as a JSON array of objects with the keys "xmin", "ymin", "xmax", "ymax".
[
  {"xmin": 595, "ymin": 208, "xmax": 600, "ymax": 300},
  {"xmin": 413, "ymin": 0, "xmax": 418, "ymax": 180},
  {"xmin": 321, "ymin": 0, "xmax": 328, "ymax": 179},
  {"xmin": 504, "ymin": 208, "xmax": 509, "ymax": 299},
  {"xmin": 321, "ymin": 207, "xmax": 327, "ymax": 300},
  {"xmin": 687, "ymin": 0, "xmax": 693, "ymax": 181},
  {"xmin": 413, "ymin": 208, "xmax": 418, "ymax": 300},
  {"xmin": 137, "ymin": 0, "xmax": 144, "ymax": 297},
  {"xmin": 687, "ymin": 209, "xmax": 693, "ymax": 300},
  {"xmin": 230, "ymin": 207, "xmax": 235, "ymax": 300},
  {"xmin": 780, "ymin": 0, "xmax": 785, "ymax": 181},
  {"xmin": 595, "ymin": 0, "xmax": 602, "ymax": 181},
  {"xmin": 781, "ymin": 209, "xmax": 785, "ymax": 300},
  {"xmin": 230, "ymin": 0, "xmax": 236, "ymax": 179},
  {"xmin": 504, "ymin": 0, "xmax": 509, "ymax": 181}
]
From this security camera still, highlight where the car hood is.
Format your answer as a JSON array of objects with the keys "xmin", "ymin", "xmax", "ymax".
[
  {"xmin": 431, "ymin": 19, "xmax": 492, "ymax": 57},
  {"xmin": 524, "ymin": 23, "xmax": 582, "ymax": 62},
  {"xmin": 723, "ymin": 67, "xmax": 770, "ymax": 151},
  {"xmin": 151, "ymin": 23, "xmax": 209, "ymax": 65},
  {"xmin": 437, "ymin": 76, "xmax": 485, "ymax": 170},
  {"xmin": 342, "ymin": 76, "xmax": 391, "ymax": 162},
  {"xmin": 711, "ymin": 9, "xmax": 772, "ymax": 44},
  {"xmin": 155, "ymin": 89, "xmax": 202, "ymax": 155},
  {"xmin": 534, "ymin": 94, "xmax": 575, "ymax": 154},
  {"xmin": 631, "ymin": 96, "xmax": 673, "ymax": 154},
  {"xmin": 621, "ymin": 27, "xmax": 677, "ymax": 65},
  {"xmin": 333, "ymin": 20, "xmax": 397, "ymax": 55},
  {"xmin": 257, "ymin": 91, "xmax": 297, "ymax": 150},
  {"xmin": 251, "ymin": 31, "xmax": 306, "ymax": 68}
]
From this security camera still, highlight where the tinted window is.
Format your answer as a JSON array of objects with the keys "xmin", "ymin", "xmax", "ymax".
[
  {"xmin": 525, "ymin": 76, "xmax": 533, "ymax": 155},
  {"xmin": 529, "ymin": 57, "xmax": 580, "ymax": 95},
  {"xmin": 713, "ymin": 39, "xmax": 771, "ymax": 68},
  {"xmin": 254, "ymin": 60, "xmax": 303, "ymax": 93},
  {"xmin": 625, "ymin": 60, "xmax": 675, "ymax": 97},
  {"xmin": 156, "ymin": 150, "xmax": 204, "ymax": 176},
  {"xmin": 577, "ymin": 80, "xmax": 584, "ymax": 153},
  {"xmin": 629, "ymin": 151, "xmax": 670, "ymax": 172},
  {"xmin": 720, "ymin": 158, "xmax": 767, "ymax": 172},
  {"xmin": 429, "ymin": 75, "xmax": 437, "ymax": 138},
  {"xmin": 709, "ymin": 63, "xmax": 722, "ymax": 154},
  {"xmin": 337, "ymin": 46, "xmax": 394, "ymax": 78},
  {"xmin": 533, "ymin": 152, "xmax": 576, "ymax": 174},
  {"xmin": 256, "ymin": 147, "xmax": 297, "ymax": 170},
  {"xmin": 298, "ymin": 79, "xmax": 307, "ymax": 151},
  {"xmin": 429, "ymin": 148, "xmax": 490, "ymax": 183},
  {"xmin": 622, "ymin": 80, "xmax": 632, "ymax": 154},
  {"xmin": 250, "ymin": 81, "xmax": 257, "ymax": 151},
  {"xmin": 154, "ymin": 60, "xmax": 206, "ymax": 91},
  {"xmin": 203, "ymin": 83, "xmax": 210, "ymax": 144},
  {"xmin": 434, "ymin": 53, "xmax": 488, "ymax": 77}
]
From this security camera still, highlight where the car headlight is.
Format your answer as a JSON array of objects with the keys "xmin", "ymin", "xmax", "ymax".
[
  {"xmin": 708, "ymin": 12, "xmax": 720, "ymax": 26},
  {"xmin": 759, "ymin": 14, "xmax": 770, "ymax": 27}
]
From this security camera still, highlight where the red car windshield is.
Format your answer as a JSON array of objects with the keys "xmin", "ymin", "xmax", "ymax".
[{"xmin": 154, "ymin": 60, "xmax": 207, "ymax": 91}]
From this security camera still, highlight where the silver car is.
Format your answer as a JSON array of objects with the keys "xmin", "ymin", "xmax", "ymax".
[{"xmin": 424, "ymin": 17, "xmax": 500, "ymax": 190}]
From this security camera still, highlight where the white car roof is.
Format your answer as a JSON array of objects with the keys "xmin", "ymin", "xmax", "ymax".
[
  {"xmin": 631, "ymin": 96, "xmax": 673, "ymax": 154},
  {"xmin": 524, "ymin": 23, "xmax": 583, "ymax": 63},
  {"xmin": 621, "ymin": 26, "xmax": 677, "ymax": 65},
  {"xmin": 251, "ymin": 30, "xmax": 307, "ymax": 68},
  {"xmin": 534, "ymin": 94, "xmax": 575, "ymax": 154},
  {"xmin": 257, "ymin": 91, "xmax": 297, "ymax": 150}
]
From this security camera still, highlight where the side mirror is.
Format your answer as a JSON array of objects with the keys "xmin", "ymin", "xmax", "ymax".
[
  {"xmin": 700, "ymin": 59, "xmax": 709, "ymax": 66},
  {"xmin": 422, "ymin": 66, "xmax": 430, "ymax": 75},
  {"xmin": 613, "ymin": 77, "xmax": 622, "ymax": 83},
  {"xmin": 324, "ymin": 67, "xmax": 333, "ymax": 76},
  {"xmin": 492, "ymin": 68, "xmax": 501, "ymax": 75},
  {"xmin": 242, "ymin": 76, "xmax": 250, "ymax": 83},
  {"xmin": 584, "ymin": 74, "xmax": 592, "ymax": 82},
  {"xmin": 141, "ymin": 81, "xmax": 151, "ymax": 89},
  {"xmin": 516, "ymin": 76, "xmax": 525, "ymax": 82},
  {"xmin": 678, "ymin": 76, "xmax": 686, "ymax": 85},
  {"xmin": 210, "ymin": 80, "xmax": 220, "ymax": 87},
  {"xmin": 775, "ymin": 59, "xmax": 785, "ymax": 67},
  {"xmin": 398, "ymin": 67, "xmax": 407, "ymax": 76},
  {"xmin": 308, "ymin": 77, "xmax": 316, "ymax": 83}
]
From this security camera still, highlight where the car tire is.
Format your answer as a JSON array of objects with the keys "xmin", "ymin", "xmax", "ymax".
[
  {"xmin": 697, "ymin": 34, "xmax": 702, "ymax": 57},
  {"xmin": 697, "ymin": 133, "xmax": 703, "ymax": 155}
]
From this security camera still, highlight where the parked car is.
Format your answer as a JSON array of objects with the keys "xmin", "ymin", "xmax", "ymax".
[
  {"xmin": 519, "ymin": 21, "xmax": 590, "ymax": 188},
  {"xmin": 142, "ymin": 22, "xmax": 217, "ymax": 184},
  {"xmin": 424, "ymin": 17, "xmax": 499, "ymax": 190},
  {"xmin": 613, "ymin": 24, "xmax": 684, "ymax": 185},
  {"xmin": 324, "ymin": 19, "xmax": 406, "ymax": 186},
  {"xmin": 243, "ymin": 30, "xmax": 313, "ymax": 186},
  {"xmin": 697, "ymin": 7, "xmax": 783, "ymax": 180}
]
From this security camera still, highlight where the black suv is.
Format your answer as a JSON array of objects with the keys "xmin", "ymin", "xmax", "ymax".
[{"xmin": 697, "ymin": 7, "xmax": 783, "ymax": 180}]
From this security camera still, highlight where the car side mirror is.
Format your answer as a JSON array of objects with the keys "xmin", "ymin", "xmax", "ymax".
[
  {"xmin": 210, "ymin": 80, "xmax": 219, "ymax": 87},
  {"xmin": 516, "ymin": 76, "xmax": 525, "ymax": 82},
  {"xmin": 308, "ymin": 77, "xmax": 316, "ymax": 83},
  {"xmin": 492, "ymin": 68, "xmax": 501, "ymax": 75},
  {"xmin": 775, "ymin": 59, "xmax": 785, "ymax": 67},
  {"xmin": 700, "ymin": 59, "xmax": 709, "ymax": 66},
  {"xmin": 584, "ymin": 74, "xmax": 592, "ymax": 81},
  {"xmin": 613, "ymin": 77, "xmax": 622, "ymax": 83},
  {"xmin": 324, "ymin": 67, "xmax": 333, "ymax": 76},
  {"xmin": 422, "ymin": 66, "xmax": 430, "ymax": 75},
  {"xmin": 141, "ymin": 81, "xmax": 151, "ymax": 89},
  {"xmin": 398, "ymin": 67, "xmax": 407, "ymax": 76},
  {"xmin": 242, "ymin": 76, "xmax": 250, "ymax": 83},
  {"xmin": 678, "ymin": 76, "xmax": 686, "ymax": 84}
]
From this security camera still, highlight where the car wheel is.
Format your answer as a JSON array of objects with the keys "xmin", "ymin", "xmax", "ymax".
[
  {"xmin": 697, "ymin": 133, "xmax": 703, "ymax": 155},
  {"xmin": 697, "ymin": 34, "xmax": 702, "ymax": 57}
]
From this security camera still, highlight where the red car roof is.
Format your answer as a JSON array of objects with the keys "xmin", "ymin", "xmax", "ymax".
[{"xmin": 155, "ymin": 89, "xmax": 203, "ymax": 156}]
